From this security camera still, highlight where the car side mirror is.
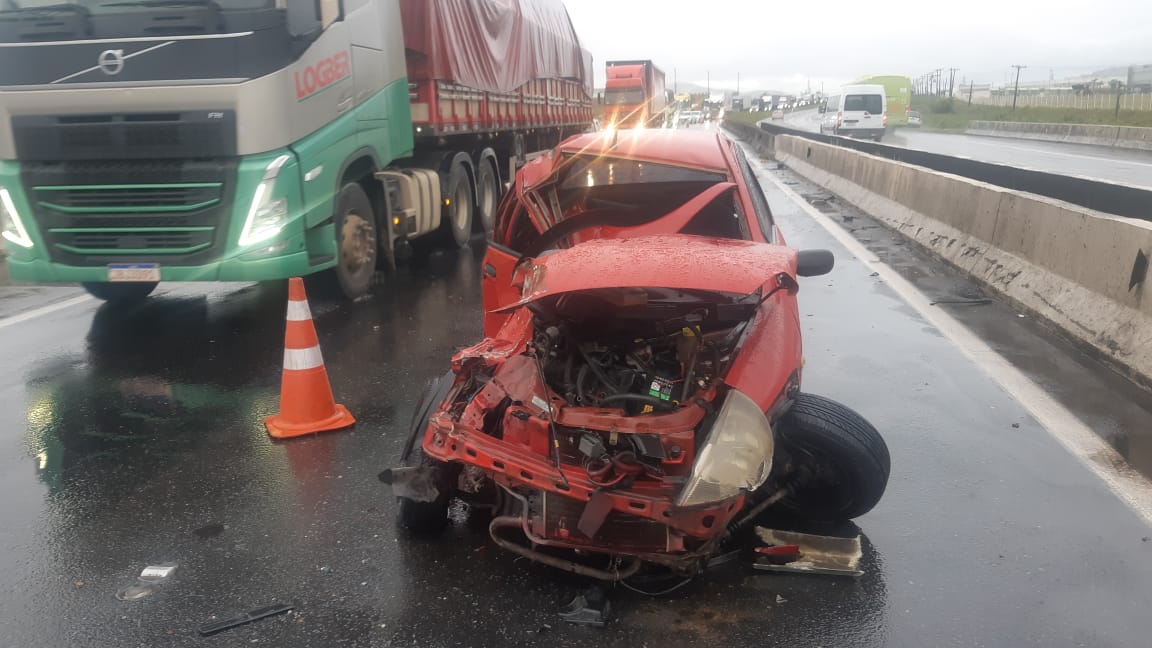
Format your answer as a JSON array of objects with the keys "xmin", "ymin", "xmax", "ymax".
[{"xmin": 797, "ymin": 249, "xmax": 835, "ymax": 277}]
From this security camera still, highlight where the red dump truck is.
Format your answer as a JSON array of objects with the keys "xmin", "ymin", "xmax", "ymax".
[
  {"xmin": 0, "ymin": 0, "xmax": 594, "ymax": 301},
  {"xmin": 603, "ymin": 60, "xmax": 669, "ymax": 129}
]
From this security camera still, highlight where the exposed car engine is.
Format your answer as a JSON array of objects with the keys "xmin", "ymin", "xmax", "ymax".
[{"xmin": 532, "ymin": 288, "xmax": 757, "ymax": 415}]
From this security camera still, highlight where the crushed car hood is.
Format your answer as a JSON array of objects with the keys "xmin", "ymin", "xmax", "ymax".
[{"xmin": 500, "ymin": 235, "xmax": 798, "ymax": 311}]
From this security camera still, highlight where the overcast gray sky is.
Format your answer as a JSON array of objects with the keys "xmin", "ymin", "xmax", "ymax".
[{"xmin": 564, "ymin": 0, "xmax": 1152, "ymax": 93}]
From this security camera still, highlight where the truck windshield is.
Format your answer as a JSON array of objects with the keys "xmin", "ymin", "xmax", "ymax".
[
  {"xmin": 604, "ymin": 88, "xmax": 645, "ymax": 105},
  {"xmin": 0, "ymin": 0, "xmax": 274, "ymax": 13}
]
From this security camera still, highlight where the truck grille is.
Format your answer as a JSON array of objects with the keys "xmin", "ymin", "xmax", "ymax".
[
  {"xmin": 36, "ymin": 185, "xmax": 220, "ymax": 211},
  {"xmin": 13, "ymin": 112, "xmax": 237, "ymax": 161},
  {"xmin": 21, "ymin": 159, "xmax": 238, "ymax": 266}
]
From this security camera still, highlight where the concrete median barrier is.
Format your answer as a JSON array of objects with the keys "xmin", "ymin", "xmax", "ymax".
[
  {"xmin": 764, "ymin": 133, "xmax": 1152, "ymax": 385},
  {"xmin": 967, "ymin": 120, "xmax": 1152, "ymax": 151}
]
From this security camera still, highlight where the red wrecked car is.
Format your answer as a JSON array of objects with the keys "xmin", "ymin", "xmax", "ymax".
[{"xmin": 383, "ymin": 129, "xmax": 889, "ymax": 581}]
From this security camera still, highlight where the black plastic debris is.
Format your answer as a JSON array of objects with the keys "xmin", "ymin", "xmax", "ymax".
[
  {"xmin": 559, "ymin": 588, "xmax": 610, "ymax": 627},
  {"xmin": 198, "ymin": 603, "xmax": 293, "ymax": 636}
]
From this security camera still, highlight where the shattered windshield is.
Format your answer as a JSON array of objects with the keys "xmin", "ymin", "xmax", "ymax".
[
  {"xmin": 604, "ymin": 88, "xmax": 645, "ymax": 105},
  {"xmin": 560, "ymin": 155, "xmax": 725, "ymax": 189},
  {"xmin": 502, "ymin": 153, "xmax": 744, "ymax": 252}
]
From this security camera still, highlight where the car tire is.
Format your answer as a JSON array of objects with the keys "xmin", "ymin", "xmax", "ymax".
[
  {"xmin": 397, "ymin": 372, "xmax": 458, "ymax": 534},
  {"xmin": 397, "ymin": 448, "xmax": 455, "ymax": 533},
  {"xmin": 775, "ymin": 393, "xmax": 890, "ymax": 521},
  {"xmin": 82, "ymin": 281, "xmax": 157, "ymax": 303},
  {"xmin": 441, "ymin": 158, "xmax": 474, "ymax": 248},
  {"xmin": 332, "ymin": 182, "xmax": 378, "ymax": 300}
]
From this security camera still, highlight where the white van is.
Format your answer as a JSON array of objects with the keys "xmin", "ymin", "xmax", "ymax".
[{"xmin": 825, "ymin": 84, "xmax": 887, "ymax": 141}]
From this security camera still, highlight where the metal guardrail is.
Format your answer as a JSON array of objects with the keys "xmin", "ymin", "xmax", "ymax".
[{"xmin": 737, "ymin": 120, "xmax": 1152, "ymax": 223}]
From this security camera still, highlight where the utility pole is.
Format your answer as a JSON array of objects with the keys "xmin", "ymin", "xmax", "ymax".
[
  {"xmin": 736, "ymin": 71, "xmax": 740, "ymax": 96},
  {"xmin": 948, "ymin": 68, "xmax": 959, "ymax": 98},
  {"xmin": 968, "ymin": 80, "xmax": 974, "ymax": 105},
  {"xmin": 1010, "ymin": 64, "xmax": 1026, "ymax": 110}
]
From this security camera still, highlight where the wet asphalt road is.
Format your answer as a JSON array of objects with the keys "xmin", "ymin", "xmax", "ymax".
[
  {"xmin": 778, "ymin": 110, "xmax": 1152, "ymax": 188},
  {"xmin": 2, "ymin": 141, "xmax": 1152, "ymax": 646}
]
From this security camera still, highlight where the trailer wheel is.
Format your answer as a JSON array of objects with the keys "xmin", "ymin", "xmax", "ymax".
[
  {"xmin": 474, "ymin": 158, "xmax": 500, "ymax": 236},
  {"xmin": 82, "ymin": 281, "xmax": 157, "ymax": 303},
  {"xmin": 774, "ymin": 393, "xmax": 890, "ymax": 521},
  {"xmin": 442, "ymin": 160, "xmax": 474, "ymax": 248},
  {"xmin": 333, "ymin": 182, "xmax": 377, "ymax": 300}
]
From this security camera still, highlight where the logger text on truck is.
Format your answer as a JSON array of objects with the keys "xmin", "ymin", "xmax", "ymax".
[{"xmin": 0, "ymin": 0, "xmax": 593, "ymax": 301}]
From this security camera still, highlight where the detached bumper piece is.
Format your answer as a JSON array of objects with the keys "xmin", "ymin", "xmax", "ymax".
[{"xmin": 751, "ymin": 528, "xmax": 863, "ymax": 577}]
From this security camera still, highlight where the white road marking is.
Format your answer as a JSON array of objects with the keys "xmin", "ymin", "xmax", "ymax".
[
  {"xmin": 0, "ymin": 294, "xmax": 94, "ymax": 331},
  {"xmin": 750, "ymin": 154, "xmax": 1152, "ymax": 529}
]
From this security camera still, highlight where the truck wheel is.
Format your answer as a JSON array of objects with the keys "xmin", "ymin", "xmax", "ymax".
[
  {"xmin": 474, "ymin": 158, "xmax": 500, "ymax": 236},
  {"xmin": 442, "ymin": 160, "xmax": 474, "ymax": 248},
  {"xmin": 82, "ymin": 281, "xmax": 157, "ymax": 303},
  {"xmin": 774, "ymin": 393, "xmax": 890, "ymax": 521},
  {"xmin": 333, "ymin": 182, "xmax": 377, "ymax": 300}
]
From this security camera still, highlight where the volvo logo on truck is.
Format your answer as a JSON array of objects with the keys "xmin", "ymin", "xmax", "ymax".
[
  {"xmin": 98, "ymin": 49, "xmax": 126, "ymax": 76},
  {"xmin": 294, "ymin": 51, "xmax": 351, "ymax": 101}
]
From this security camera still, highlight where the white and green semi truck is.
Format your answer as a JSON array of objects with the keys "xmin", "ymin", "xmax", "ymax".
[{"xmin": 0, "ymin": 0, "xmax": 593, "ymax": 300}]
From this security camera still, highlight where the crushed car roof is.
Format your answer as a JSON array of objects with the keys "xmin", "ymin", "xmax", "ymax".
[
  {"xmin": 499, "ymin": 235, "xmax": 798, "ymax": 311},
  {"xmin": 556, "ymin": 129, "xmax": 731, "ymax": 171}
]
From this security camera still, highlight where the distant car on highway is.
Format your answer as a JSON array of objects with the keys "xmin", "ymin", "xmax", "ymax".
[
  {"xmin": 818, "ymin": 94, "xmax": 841, "ymax": 134},
  {"xmin": 771, "ymin": 109, "xmax": 785, "ymax": 120},
  {"xmin": 907, "ymin": 110, "xmax": 922, "ymax": 128}
]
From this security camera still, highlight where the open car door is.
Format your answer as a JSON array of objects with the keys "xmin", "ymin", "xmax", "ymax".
[{"xmin": 481, "ymin": 243, "xmax": 522, "ymax": 337}]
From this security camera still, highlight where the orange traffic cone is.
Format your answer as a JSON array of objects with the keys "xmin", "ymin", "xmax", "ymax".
[{"xmin": 264, "ymin": 277, "xmax": 355, "ymax": 439}]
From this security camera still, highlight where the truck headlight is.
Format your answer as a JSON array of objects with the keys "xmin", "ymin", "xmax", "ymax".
[
  {"xmin": 239, "ymin": 155, "xmax": 293, "ymax": 247},
  {"xmin": 0, "ymin": 187, "xmax": 34, "ymax": 249},
  {"xmin": 676, "ymin": 389, "xmax": 774, "ymax": 508}
]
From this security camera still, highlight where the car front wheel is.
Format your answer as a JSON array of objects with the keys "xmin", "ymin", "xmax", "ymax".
[{"xmin": 774, "ymin": 393, "xmax": 890, "ymax": 521}]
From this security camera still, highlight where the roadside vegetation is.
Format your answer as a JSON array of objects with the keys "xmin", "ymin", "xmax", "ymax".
[
  {"xmin": 724, "ymin": 111, "xmax": 763, "ymax": 127},
  {"xmin": 910, "ymin": 97, "xmax": 1152, "ymax": 131}
]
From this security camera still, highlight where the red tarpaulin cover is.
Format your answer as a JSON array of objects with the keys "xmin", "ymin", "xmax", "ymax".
[{"xmin": 399, "ymin": 0, "xmax": 593, "ymax": 96}]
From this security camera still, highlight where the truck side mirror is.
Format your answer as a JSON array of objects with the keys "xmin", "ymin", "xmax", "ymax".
[{"xmin": 286, "ymin": 0, "xmax": 322, "ymax": 37}]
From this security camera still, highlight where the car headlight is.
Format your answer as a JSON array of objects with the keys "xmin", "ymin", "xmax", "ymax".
[
  {"xmin": 677, "ymin": 389, "xmax": 775, "ymax": 508},
  {"xmin": 0, "ymin": 187, "xmax": 34, "ymax": 248},
  {"xmin": 238, "ymin": 154, "xmax": 292, "ymax": 247}
]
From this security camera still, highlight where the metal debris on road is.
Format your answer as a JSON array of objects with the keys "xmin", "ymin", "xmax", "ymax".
[
  {"xmin": 115, "ymin": 563, "xmax": 179, "ymax": 600},
  {"xmin": 929, "ymin": 298, "xmax": 993, "ymax": 306},
  {"xmin": 138, "ymin": 563, "xmax": 178, "ymax": 582}
]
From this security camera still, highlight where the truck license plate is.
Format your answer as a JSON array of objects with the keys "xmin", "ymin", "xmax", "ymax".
[{"xmin": 108, "ymin": 263, "xmax": 161, "ymax": 282}]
